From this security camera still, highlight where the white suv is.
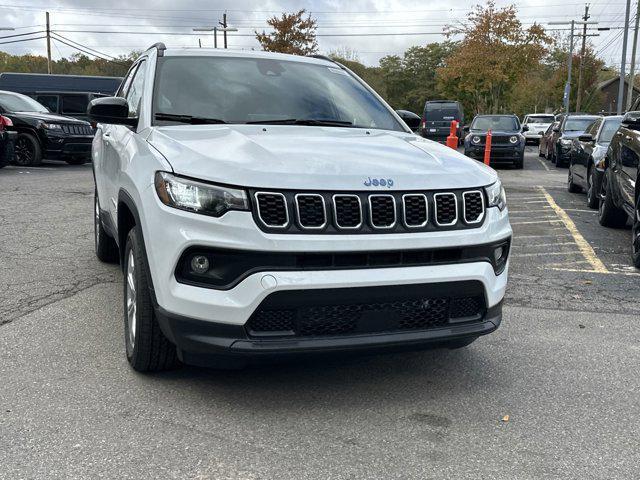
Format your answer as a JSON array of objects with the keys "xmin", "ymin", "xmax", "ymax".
[{"xmin": 90, "ymin": 44, "xmax": 512, "ymax": 371}]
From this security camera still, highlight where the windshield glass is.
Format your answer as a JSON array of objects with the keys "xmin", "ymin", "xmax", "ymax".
[
  {"xmin": 153, "ymin": 56, "xmax": 403, "ymax": 131},
  {"xmin": 564, "ymin": 117, "xmax": 599, "ymax": 132},
  {"xmin": 600, "ymin": 118, "xmax": 622, "ymax": 143},
  {"xmin": 526, "ymin": 115, "xmax": 553, "ymax": 124},
  {"xmin": 0, "ymin": 93, "xmax": 48, "ymax": 113},
  {"xmin": 471, "ymin": 116, "xmax": 519, "ymax": 131}
]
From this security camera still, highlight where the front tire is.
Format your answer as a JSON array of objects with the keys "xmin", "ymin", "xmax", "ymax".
[
  {"xmin": 598, "ymin": 171, "xmax": 628, "ymax": 228},
  {"xmin": 586, "ymin": 166, "xmax": 598, "ymax": 209},
  {"xmin": 13, "ymin": 133, "xmax": 42, "ymax": 166},
  {"xmin": 632, "ymin": 196, "xmax": 640, "ymax": 268},
  {"xmin": 567, "ymin": 167, "xmax": 580, "ymax": 193},
  {"xmin": 124, "ymin": 226, "xmax": 179, "ymax": 372}
]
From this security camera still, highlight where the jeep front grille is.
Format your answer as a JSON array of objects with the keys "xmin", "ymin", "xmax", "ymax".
[
  {"xmin": 249, "ymin": 188, "xmax": 485, "ymax": 234},
  {"xmin": 61, "ymin": 124, "xmax": 94, "ymax": 135}
]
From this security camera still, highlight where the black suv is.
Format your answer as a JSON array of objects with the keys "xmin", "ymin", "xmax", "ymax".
[
  {"xmin": 598, "ymin": 110, "xmax": 640, "ymax": 267},
  {"xmin": 421, "ymin": 100, "xmax": 464, "ymax": 143},
  {"xmin": 0, "ymin": 90, "xmax": 94, "ymax": 166},
  {"xmin": 550, "ymin": 114, "xmax": 601, "ymax": 167},
  {"xmin": 463, "ymin": 114, "xmax": 526, "ymax": 168}
]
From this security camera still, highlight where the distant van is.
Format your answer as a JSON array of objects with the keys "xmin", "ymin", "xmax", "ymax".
[{"xmin": 421, "ymin": 100, "xmax": 464, "ymax": 143}]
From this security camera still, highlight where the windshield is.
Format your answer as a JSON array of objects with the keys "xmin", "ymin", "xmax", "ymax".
[
  {"xmin": 153, "ymin": 56, "xmax": 403, "ymax": 131},
  {"xmin": 564, "ymin": 117, "xmax": 599, "ymax": 132},
  {"xmin": 0, "ymin": 93, "xmax": 48, "ymax": 113},
  {"xmin": 600, "ymin": 118, "xmax": 622, "ymax": 143},
  {"xmin": 471, "ymin": 116, "xmax": 519, "ymax": 131},
  {"xmin": 526, "ymin": 115, "xmax": 553, "ymax": 124}
]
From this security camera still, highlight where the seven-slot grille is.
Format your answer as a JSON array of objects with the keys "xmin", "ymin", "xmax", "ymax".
[
  {"xmin": 463, "ymin": 191, "xmax": 485, "ymax": 224},
  {"xmin": 252, "ymin": 189, "xmax": 486, "ymax": 233},
  {"xmin": 61, "ymin": 124, "xmax": 94, "ymax": 135}
]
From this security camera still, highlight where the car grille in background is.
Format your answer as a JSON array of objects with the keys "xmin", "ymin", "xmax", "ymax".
[
  {"xmin": 434, "ymin": 193, "xmax": 457, "ymax": 226},
  {"xmin": 255, "ymin": 192, "xmax": 288, "ymax": 227},
  {"xmin": 333, "ymin": 195, "xmax": 362, "ymax": 228},
  {"xmin": 463, "ymin": 191, "xmax": 485, "ymax": 224},
  {"xmin": 61, "ymin": 124, "xmax": 93, "ymax": 135},
  {"xmin": 251, "ymin": 188, "xmax": 486, "ymax": 233},
  {"xmin": 248, "ymin": 292, "xmax": 486, "ymax": 338}
]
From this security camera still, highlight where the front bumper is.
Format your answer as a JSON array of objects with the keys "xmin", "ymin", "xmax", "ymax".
[
  {"xmin": 44, "ymin": 133, "xmax": 94, "ymax": 158},
  {"xmin": 465, "ymin": 145, "xmax": 523, "ymax": 163}
]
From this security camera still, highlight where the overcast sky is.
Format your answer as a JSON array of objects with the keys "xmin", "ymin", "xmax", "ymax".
[{"xmin": 0, "ymin": 0, "xmax": 634, "ymax": 67}]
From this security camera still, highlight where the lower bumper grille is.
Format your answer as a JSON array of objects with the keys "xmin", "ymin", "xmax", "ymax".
[{"xmin": 247, "ymin": 281, "xmax": 486, "ymax": 338}]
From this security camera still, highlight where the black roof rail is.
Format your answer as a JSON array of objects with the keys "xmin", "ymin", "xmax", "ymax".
[{"xmin": 147, "ymin": 42, "xmax": 167, "ymax": 56}]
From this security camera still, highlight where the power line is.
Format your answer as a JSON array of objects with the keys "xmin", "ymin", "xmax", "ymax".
[
  {"xmin": 0, "ymin": 35, "xmax": 46, "ymax": 45},
  {"xmin": 51, "ymin": 37, "xmax": 128, "ymax": 65},
  {"xmin": 51, "ymin": 32, "xmax": 119, "ymax": 60}
]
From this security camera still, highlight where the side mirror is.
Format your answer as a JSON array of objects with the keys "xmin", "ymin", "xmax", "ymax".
[
  {"xmin": 522, "ymin": 125, "xmax": 529, "ymax": 132},
  {"xmin": 87, "ymin": 97, "xmax": 137, "ymax": 127},
  {"xmin": 553, "ymin": 127, "xmax": 560, "ymax": 133},
  {"xmin": 622, "ymin": 111, "xmax": 640, "ymax": 130},
  {"xmin": 395, "ymin": 110, "xmax": 421, "ymax": 132},
  {"xmin": 578, "ymin": 133, "xmax": 594, "ymax": 143},
  {"xmin": 463, "ymin": 125, "xmax": 470, "ymax": 132}
]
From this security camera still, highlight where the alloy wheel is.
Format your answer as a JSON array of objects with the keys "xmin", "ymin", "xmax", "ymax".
[
  {"xmin": 94, "ymin": 198, "xmax": 100, "ymax": 250},
  {"xmin": 125, "ymin": 250, "xmax": 137, "ymax": 349},
  {"xmin": 14, "ymin": 137, "xmax": 34, "ymax": 165},
  {"xmin": 587, "ymin": 169, "xmax": 594, "ymax": 205},
  {"xmin": 633, "ymin": 199, "xmax": 640, "ymax": 259}
]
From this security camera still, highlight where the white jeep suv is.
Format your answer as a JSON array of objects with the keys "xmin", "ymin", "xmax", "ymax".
[{"xmin": 90, "ymin": 44, "xmax": 512, "ymax": 371}]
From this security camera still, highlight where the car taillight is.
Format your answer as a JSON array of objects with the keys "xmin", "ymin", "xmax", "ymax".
[
  {"xmin": 0, "ymin": 115, "xmax": 12, "ymax": 131},
  {"xmin": 421, "ymin": 119, "xmax": 426, "ymax": 130}
]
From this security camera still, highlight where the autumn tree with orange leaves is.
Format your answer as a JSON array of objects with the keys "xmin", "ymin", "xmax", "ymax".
[
  {"xmin": 255, "ymin": 10, "xmax": 318, "ymax": 56},
  {"xmin": 438, "ymin": 2, "xmax": 552, "ymax": 115}
]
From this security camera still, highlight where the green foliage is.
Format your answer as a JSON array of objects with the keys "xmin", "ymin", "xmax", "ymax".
[
  {"xmin": 0, "ymin": 51, "xmax": 137, "ymax": 77},
  {"xmin": 255, "ymin": 9, "xmax": 318, "ymax": 55}
]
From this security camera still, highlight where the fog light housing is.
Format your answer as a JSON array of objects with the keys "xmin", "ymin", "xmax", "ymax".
[
  {"xmin": 492, "ymin": 241, "xmax": 510, "ymax": 275},
  {"xmin": 190, "ymin": 255, "xmax": 210, "ymax": 274},
  {"xmin": 494, "ymin": 246, "xmax": 505, "ymax": 262}
]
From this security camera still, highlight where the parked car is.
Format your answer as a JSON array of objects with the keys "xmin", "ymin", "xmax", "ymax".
[
  {"xmin": 463, "ymin": 114, "xmax": 526, "ymax": 168},
  {"xmin": 567, "ymin": 115, "xmax": 623, "ymax": 208},
  {"xmin": 395, "ymin": 109, "xmax": 421, "ymax": 132},
  {"xmin": 0, "ymin": 72, "xmax": 122, "ymax": 96},
  {"xmin": 0, "ymin": 115, "xmax": 16, "ymax": 168},
  {"xmin": 598, "ymin": 110, "xmax": 640, "ymax": 267},
  {"xmin": 550, "ymin": 114, "xmax": 601, "ymax": 167},
  {"xmin": 539, "ymin": 121, "xmax": 559, "ymax": 159},
  {"xmin": 0, "ymin": 90, "xmax": 94, "ymax": 166},
  {"xmin": 29, "ymin": 91, "xmax": 107, "ymax": 122},
  {"xmin": 522, "ymin": 113, "xmax": 554, "ymax": 144},
  {"xmin": 90, "ymin": 44, "xmax": 512, "ymax": 372},
  {"xmin": 420, "ymin": 100, "xmax": 464, "ymax": 143}
]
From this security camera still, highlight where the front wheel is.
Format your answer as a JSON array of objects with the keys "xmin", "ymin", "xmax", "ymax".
[
  {"xmin": 123, "ymin": 226, "xmax": 179, "ymax": 372},
  {"xmin": 567, "ymin": 167, "xmax": 580, "ymax": 193},
  {"xmin": 598, "ymin": 171, "xmax": 627, "ymax": 228},
  {"xmin": 586, "ymin": 166, "xmax": 599, "ymax": 209},
  {"xmin": 632, "ymin": 196, "xmax": 640, "ymax": 268},
  {"xmin": 13, "ymin": 133, "xmax": 42, "ymax": 166}
]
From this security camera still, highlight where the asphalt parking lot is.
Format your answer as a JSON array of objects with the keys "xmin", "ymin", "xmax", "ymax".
[{"xmin": 1, "ymin": 148, "xmax": 639, "ymax": 479}]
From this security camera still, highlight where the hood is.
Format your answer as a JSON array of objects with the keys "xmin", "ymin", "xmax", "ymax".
[
  {"xmin": 147, "ymin": 125, "xmax": 498, "ymax": 191},
  {"xmin": 8, "ymin": 111, "xmax": 89, "ymax": 124}
]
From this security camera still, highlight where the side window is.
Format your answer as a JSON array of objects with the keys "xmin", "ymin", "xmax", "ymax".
[
  {"xmin": 36, "ymin": 95, "xmax": 59, "ymax": 113},
  {"xmin": 61, "ymin": 94, "xmax": 88, "ymax": 114},
  {"xmin": 125, "ymin": 60, "xmax": 147, "ymax": 118},
  {"xmin": 116, "ymin": 65, "xmax": 138, "ymax": 98}
]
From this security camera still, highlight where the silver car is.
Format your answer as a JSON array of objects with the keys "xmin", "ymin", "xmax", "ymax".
[{"xmin": 522, "ymin": 114, "xmax": 555, "ymax": 143}]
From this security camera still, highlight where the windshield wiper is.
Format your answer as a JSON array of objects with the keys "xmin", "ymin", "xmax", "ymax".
[
  {"xmin": 246, "ymin": 118, "xmax": 354, "ymax": 127},
  {"xmin": 155, "ymin": 113, "xmax": 227, "ymax": 124}
]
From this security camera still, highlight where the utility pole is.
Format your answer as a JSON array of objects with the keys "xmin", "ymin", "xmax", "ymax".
[
  {"xmin": 626, "ymin": 0, "xmax": 640, "ymax": 110},
  {"xmin": 619, "ymin": 0, "xmax": 632, "ymax": 114},
  {"xmin": 220, "ymin": 13, "xmax": 228, "ymax": 49},
  {"xmin": 566, "ymin": 20, "xmax": 575, "ymax": 114},
  {"xmin": 45, "ymin": 11, "xmax": 52, "ymax": 74},
  {"xmin": 575, "ymin": 5, "xmax": 590, "ymax": 112}
]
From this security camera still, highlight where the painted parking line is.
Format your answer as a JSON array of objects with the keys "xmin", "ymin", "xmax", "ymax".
[
  {"xmin": 538, "ymin": 186, "xmax": 609, "ymax": 274},
  {"xmin": 537, "ymin": 158, "xmax": 551, "ymax": 172}
]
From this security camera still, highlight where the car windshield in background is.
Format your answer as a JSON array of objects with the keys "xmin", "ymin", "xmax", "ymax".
[
  {"xmin": 426, "ymin": 102, "xmax": 459, "ymax": 116},
  {"xmin": 564, "ymin": 117, "xmax": 599, "ymax": 132},
  {"xmin": 0, "ymin": 93, "xmax": 48, "ymax": 113},
  {"xmin": 153, "ymin": 56, "xmax": 403, "ymax": 132},
  {"xmin": 471, "ymin": 116, "xmax": 519, "ymax": 131},
  {"xmin": 526, "ymin": 116, "xmax": 554, "ymax": 124},
  {"xmin": 600, "ymin": 118, "xmax": 623, "ymax": 143}
]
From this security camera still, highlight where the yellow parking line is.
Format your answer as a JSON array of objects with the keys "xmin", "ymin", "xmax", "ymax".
[
  {"xmin": 538, "ymin": 187, "xmax": 609, "ymax": 273},
  {"xmin": 547, "ymin": 267, "xmax": 640, "ymax": 276}
]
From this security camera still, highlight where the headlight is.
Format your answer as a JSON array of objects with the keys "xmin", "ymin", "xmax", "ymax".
[
  {"xmin": 509, "ymin": 135, "xmax": 518, "ymax": 144},
  {"xmin": 41, "ymin": 122, "xmax": 62, "ymax": 130},
  {"xmin": 485, "ymin": 180, "xmax": 507, "ymax": 211},
  {"xmin": 154, "ymin": 171, "xmax": 249, "ymax": 217},
  {"xmin": 472, "ymin": 136, "xmax": 481, "ymax": 144}
]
